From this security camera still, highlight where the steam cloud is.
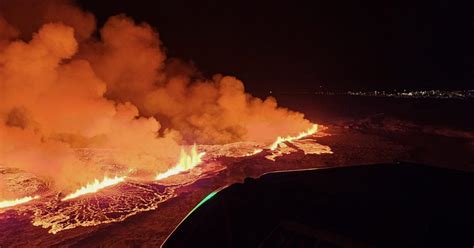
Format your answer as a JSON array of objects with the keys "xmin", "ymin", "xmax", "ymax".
[{"xmin": 0, "ymin": 0, "xmax": 313, "ymax": 194}]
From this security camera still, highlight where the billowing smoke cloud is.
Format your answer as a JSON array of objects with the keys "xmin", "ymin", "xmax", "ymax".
[
  {"xmin": 84, "ymin": 15, "xmax": 312, "ymax": 144},
  {"xmin": 0, "ymin": 0, "xmax": 313, "ymax": 195}
]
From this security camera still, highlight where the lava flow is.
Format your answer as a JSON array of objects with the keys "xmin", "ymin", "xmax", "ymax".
[
  {"xmin": 156, "ymin": 145, "xmax": 206, "ymax": 181},
  {"xmin": 0, "ymin": 195, "xmax": 40, "ymax": 209},
  {"xmin": 62, "ymin": 176, "xmax": 127, "ymax": 201},
  {"xmin": 0, "ymin": 126, "xmax": 331, "ymax": 235},
  {"xmin": 0, "ymin": 0, "xmax": 334, "ymax": 237}
]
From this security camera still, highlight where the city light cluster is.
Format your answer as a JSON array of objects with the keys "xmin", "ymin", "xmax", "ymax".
[{"xmin": 314, "ymin": 90, "xmax": 473, "ymax": 99}]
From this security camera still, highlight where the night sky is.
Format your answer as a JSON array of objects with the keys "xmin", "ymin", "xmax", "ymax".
[{"xmin": 77, "ymin": 0, "xmax": 473, "ymax": 93}]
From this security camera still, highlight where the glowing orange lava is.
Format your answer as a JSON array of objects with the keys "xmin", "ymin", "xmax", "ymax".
[
  {"xmin": 0, "ymin": 195, "xmax": 40, "ymax": 209},
  {"xmin": 269, "ymin": 124, "xmax": 318, "ymax": 150},
  {"xmin": 62, "ymin": 176, "xmax": 126, "ymax": 201},
  {"xmin": 156, "ymin": 145, "xmax": 206, "ymax": 180},
  {"xmin": 245, "ymin": 149, "xmax": 263, "ymax": 156}
]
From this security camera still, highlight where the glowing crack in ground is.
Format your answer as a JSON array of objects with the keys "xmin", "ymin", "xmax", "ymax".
[{"xmin": 1, "ymin": 133, "xmax": 331, "ymax": 234}]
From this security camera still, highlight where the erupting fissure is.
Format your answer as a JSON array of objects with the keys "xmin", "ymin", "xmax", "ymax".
[
  {"xmin": 0, "ymin": 0, "xmax": 326, "ymax": 217},
  {"xmin": 62, "ymin": 176, "xmax": 126, "ymax": 201},
  {"xmin": 244, "ymin": 149, "xmax": 263, "ymax": 157},
  {"xmin": 156, "ymin": 145, "xmax": 206, "ymax": 181},
  {"xmin": 269, "ymin": 124, "xmax": 319, "ymax": 150},
  {"xmin": 0, "ymin": 0, "xmax": 337, "ymax": 237},
  {"xmin": 0, "ymin": 195, "xmax": 40, "ymax": 209}
]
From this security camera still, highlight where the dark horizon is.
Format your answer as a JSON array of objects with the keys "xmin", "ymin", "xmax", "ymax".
[{"xmin": 78, "ymin": 1, "xmax": 472, "ymax": 92}]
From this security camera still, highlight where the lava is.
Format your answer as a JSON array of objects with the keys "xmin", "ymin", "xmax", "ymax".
[
  {"xmin": 269, "ymin": 124, "xmax": 319, "ymax": 150},
  {"xmin": 244, "ymin": 149, "xmax": 263, "ymax": 157},
  {"xmin": 62, "ymin": 176, "xmax": 127, "ymax": 201},
  {"xmin": 1, "ymin": 133, "xmax": 331, "ymax": 235},
  {"xmin": 156, "ymin": 145, "xmax": 206, "ymax": 181},
  {"xmin": 0, "ymin": 0, "xmax": 334, "ymax": 240},
  {"xmin": 0, "ymin": 195, "xmax": 40, "ymax": 209}
]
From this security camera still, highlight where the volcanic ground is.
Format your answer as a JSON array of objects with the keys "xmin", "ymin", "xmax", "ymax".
[{"xmin": 0, "ymin": 97, "xmax": 473, "ymax": 247}]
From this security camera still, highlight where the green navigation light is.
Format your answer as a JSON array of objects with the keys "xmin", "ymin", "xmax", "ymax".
[{"xmin": 191, "ymin": 191, "xmax": 218, "ymax": 212}]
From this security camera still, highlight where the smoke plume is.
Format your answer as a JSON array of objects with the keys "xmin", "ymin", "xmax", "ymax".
[{"xmin": 0, "ymin": 0, "xmax": 313, "ymax": 195}]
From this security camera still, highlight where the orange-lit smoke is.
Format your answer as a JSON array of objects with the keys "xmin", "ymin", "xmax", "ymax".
[
  {"xmin": 83, "ymin": 15, "xmax": 313, "ymax": 144},
  {"xmin": 0, "ymin": 0, "xmax": 314, "ymax": 196}
]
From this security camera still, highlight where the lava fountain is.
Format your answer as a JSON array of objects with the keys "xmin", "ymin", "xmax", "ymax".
[
  {"xmin": 156, "ymin": 145, "xmax": 206, "ymax": 181},
  {"xmin": 0, "ymin": 195, "xmax": 40, "ymax": 209},
  {"xmin": 62, "ymin": 176, "xmax": 127, "ymax": 201},
  {"xmin": 269, "ymin": 124, "xmax": 319, "ymax": 150}
]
